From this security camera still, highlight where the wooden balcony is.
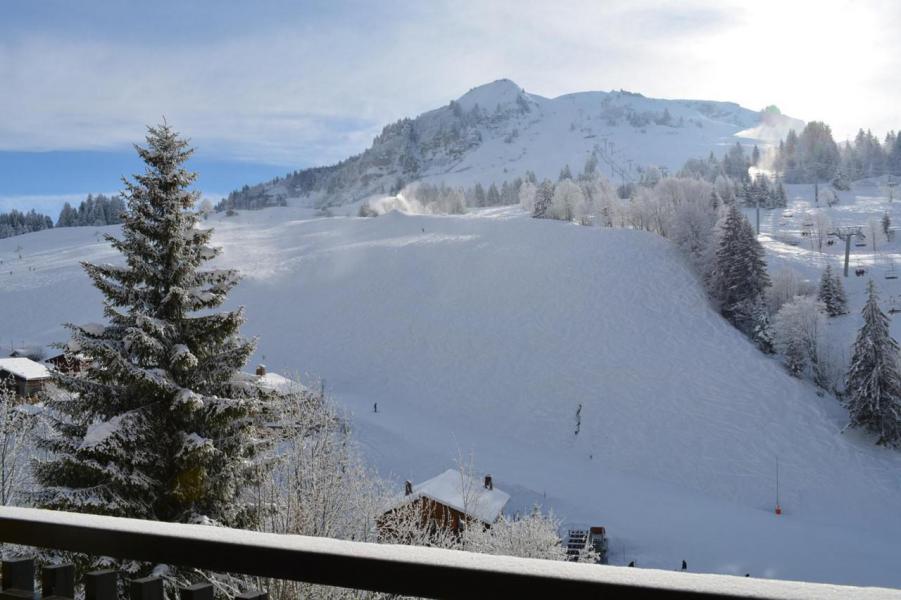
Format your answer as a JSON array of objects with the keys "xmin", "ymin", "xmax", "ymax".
[{"xmin": 1, "ymin": 507, "xmax": 898, "ymax": 599}]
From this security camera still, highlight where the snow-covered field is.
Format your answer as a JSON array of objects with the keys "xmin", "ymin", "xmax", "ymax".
[{"xmin": 2, "ymin": 196, "xmax": 901, "ymax": 588}]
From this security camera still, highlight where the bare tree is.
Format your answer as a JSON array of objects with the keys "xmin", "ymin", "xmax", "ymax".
[
  {"xmin": 812, "ymin": 212, "xmax": 832, "ymax": 252},
  {"xmin": 0, "ymin": 383, "xmax": 38, "ymax": 506}
]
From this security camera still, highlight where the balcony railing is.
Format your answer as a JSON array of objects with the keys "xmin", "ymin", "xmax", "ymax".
[{"xmin": 0, "ymin": 507, "xmax": 898, "ymax": 599}]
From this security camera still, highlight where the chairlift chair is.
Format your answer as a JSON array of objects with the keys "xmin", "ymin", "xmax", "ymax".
[
  {"xmin": 887, "ymin": 262, "xmax": 898, "ymax": 280},
  {"xmin": 891, "ymin": 297, "xmax": 901, "ymax": 314}
]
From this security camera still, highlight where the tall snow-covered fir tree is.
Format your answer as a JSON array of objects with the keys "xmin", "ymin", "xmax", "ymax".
[
  {"xmin": 34, "ymin": 123, "xmax": 271, "ymax": 529},
  {"xmin": 845, "ymin": 280, "xmax": 901, "ymax": 447},
  {"xmin": 709, "ymin": 204, "xmax": 771, "ymax": 341}
]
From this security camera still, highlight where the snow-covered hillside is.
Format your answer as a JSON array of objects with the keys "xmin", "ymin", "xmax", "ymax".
[
  {"xmin": 231, "ymin": 79, "xmax": 803, "ymax": 208},
  {"xmin": 1, "ymin": 207, "xmax": 899, "ymax": 588}
]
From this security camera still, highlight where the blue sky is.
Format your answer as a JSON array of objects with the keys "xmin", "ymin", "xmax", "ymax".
[{"xmin": 2, "ymin": 0, "xmax": 899, "ymax": 214}]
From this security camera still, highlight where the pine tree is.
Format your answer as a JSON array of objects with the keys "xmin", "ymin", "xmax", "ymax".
[
  {"xmin": 831, "ymin": 267, "xmax": 847, "ymax": 316},
  {"xmin": 750, "ymin": 300, "xmax": 775, "ymax": 354},
  {"xmin": 532, "ymin": 180, "xmax": 554, "ymax": 219},
  {"xmin": 775, "ymin": 181, "xmax": 787, "ymax": 207},
  {"xmin": 817, "ymin": 265, "xmax": 841, "ymax": 317},
  {"xmin": 473, "ymin": 183, "xmax": 486, "ymax": 207},
  {"xmin": 845, "ymin": 281, "xmax": 901, "ymax": 447},
  {"xmin": 818, "ymin": 264, "xmax": 841, "ymax": 316},
  {"xmin": 783, "ymin": 333, "xmax": 807, "ymax": 377},
  {"xmin": 709, "ymin": 205, "xmax": 771, "ymax": 334},
  {"xmin": 486, "ymin": 183, "xmax": 501, "ymax": 206},
  {"xmin": 35, "ymin": 123, "xmax": 271, "ymax": 536}
]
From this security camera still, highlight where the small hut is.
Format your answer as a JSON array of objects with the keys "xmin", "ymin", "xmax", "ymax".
[{"xmin": 0, "ymin": 358, "xmax": 51, "ymax": 398}]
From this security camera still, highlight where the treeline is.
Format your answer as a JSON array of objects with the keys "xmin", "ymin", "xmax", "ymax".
[
  {"xmin": 773, "ymin": 121, "xmax": 901, "ymax": 186},
  {"xmin": 56, "ymin": 194, "xmax": 126, "ymax": 227},
  {"xmin": 679, "ymin": 145, "xmax": 786, "ymax": 208},
  {"xmin": 0, "ymin": 209, "xmax": 54, "ymax": 239},
  {"xmin": 215, "ymin": 185, "xmax": 288, "ymax": 212}
]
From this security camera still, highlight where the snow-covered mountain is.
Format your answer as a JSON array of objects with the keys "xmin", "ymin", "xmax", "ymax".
[
  {"xmin": 230, "ymin": 79, "xmax": 803, "ymax": 208},
  {"xmin": 2, "ymin": 204, "xmax": 900, "ymax": 587}
]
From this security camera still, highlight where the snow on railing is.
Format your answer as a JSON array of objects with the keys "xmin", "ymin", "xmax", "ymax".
[{"xmin": 1, "ymin": 507, "xmax": 899, "ymax": 600}]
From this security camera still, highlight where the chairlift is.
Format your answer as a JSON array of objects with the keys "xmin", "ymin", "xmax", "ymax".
[
  {"xmin": 886, "ymin": 262, "xmax": 898, "ymax": 280},
  {"xmin": 855, "ymin": 260, "xmax": 867, "ymax": 277},
  {"xmin": 891, "ymin": 297, "xmax": 901, "ymax": 314},
  {"xmin": 826, "ymin": 239, "xmax": 835, "ymax": 246},
  {"xmin": 855, "ymin": 234, "xmax": 867, "ymax": 247}
]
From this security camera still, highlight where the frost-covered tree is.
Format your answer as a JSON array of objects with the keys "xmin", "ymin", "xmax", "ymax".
[
  {"xmin": 767, "ymin": 268, "xmax": 815, "ymax": 315},
  {"xmin": 774, "ymin": 296, "xmax": 827, "ymax": 378},
  {"xmin": 0, "ymin": 385, "xmax": 38, "ymax": 506},
  {"xmin": 845, "ymin": 281, "xmax": 901, "ymax": 447},
  {"xmin": 709, "ymin": 205, "xmax": 771, "ymax": 334},
  {"xmin": 518, "ymin": 180, "xmax": 537, "ymax": 213},
  {"xmin": 461, "ymin": 508, "xmax": 567, "ymax": 561},
  {"xmin": 34, "ymin": 123, "xmax": 271, "ymax": 536},
  {"xmin": 818, "ymin": 264, "xmax": 847, "ymax": 316},
  {"xmin": 254, "ymin": 383, "xmax": 388, "ymax": 600},
  {"xmin": 547, "ymin": 179, "xmax": 584, "ymax": 222}
]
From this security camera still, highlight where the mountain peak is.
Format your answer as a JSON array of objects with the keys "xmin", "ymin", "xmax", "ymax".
[{"xmin": 456, "ymin": 79, "xmax": 524, "ymax": 110}]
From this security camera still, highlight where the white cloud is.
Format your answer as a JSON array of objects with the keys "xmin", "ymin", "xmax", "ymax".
[
  {"xmin": 1, "ymin": 0, "xmax": 898, "ymax": 167},
  {"xmin": 0, "ymin": 193, "xmax": 95, "ymax": 214}
]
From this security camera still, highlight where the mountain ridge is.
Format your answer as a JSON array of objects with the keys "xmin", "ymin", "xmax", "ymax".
[{"xmin": 224, "ymin": 79, "xmax": 803, "ymax": 210}]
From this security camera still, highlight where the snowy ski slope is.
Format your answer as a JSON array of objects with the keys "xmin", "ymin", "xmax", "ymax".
[{"xmin": 1, "ymin": 206, "xmax": 900, "ymax": 588}]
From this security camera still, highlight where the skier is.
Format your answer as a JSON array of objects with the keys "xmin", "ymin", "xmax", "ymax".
[
  {"xmin": 373, "ymin": 402, "xmax": 378, "ymax": 413},
  {"xmin": 628, "ymin": 561, "xmax": 635, "ymax": 567},
  {"xmin": 681, "ymin": 560, "xmax": 687, "ymax": 571}
]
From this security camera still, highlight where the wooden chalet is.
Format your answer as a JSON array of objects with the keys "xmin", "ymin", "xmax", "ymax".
[
  {"xmin": 45, "ymin": 352, "xmax": 88, "ymax": 374},
  {"xmin": 379, "ymin": 469, "xmax": 510, "ymax": 536},
  {"xmin": 0, "ymin": 358, "xmax": 51, "ymax": 398}
]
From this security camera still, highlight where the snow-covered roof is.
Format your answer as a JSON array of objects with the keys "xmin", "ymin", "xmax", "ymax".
[
  {"xmin": 390, "ymin": 469, "xmax": 510, "ymax": 524},
  {"xmin": 0, "ymin": 357, "xmax": 51, "ymax": 381},
  {"xmin": 9, "ymin": 346, "xmax": 43, "ymax": 358},
  {"xmin": 233, "ymin": 369, "xmax": 303, "ymax": 394},
  {"xmin": 257, "ymin": 371, "xmax": 298, "ymax": 392}
]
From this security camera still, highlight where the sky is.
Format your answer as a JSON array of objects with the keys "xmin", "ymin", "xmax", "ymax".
[{"xmin": 2, "ymin": 0, "xmax": 899, "ymax": 213}]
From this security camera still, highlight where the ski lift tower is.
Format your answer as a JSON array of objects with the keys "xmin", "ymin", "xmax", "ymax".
[{"xmin": 829, "ymin": 226, "xmax": 864, "ymax": 277}]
